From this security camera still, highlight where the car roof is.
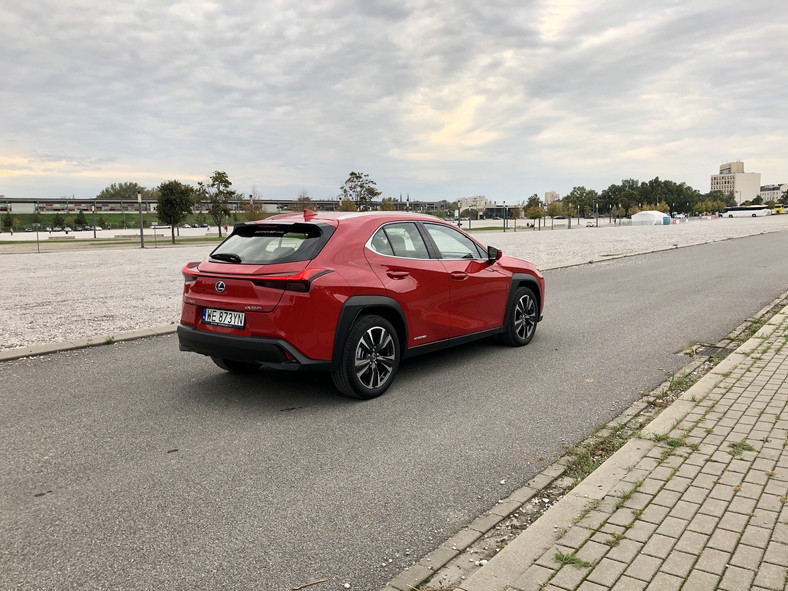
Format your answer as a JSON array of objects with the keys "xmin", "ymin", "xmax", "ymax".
[{"xmin": 259, "ymin": 210, "xmax": 442, "ymax": 226}]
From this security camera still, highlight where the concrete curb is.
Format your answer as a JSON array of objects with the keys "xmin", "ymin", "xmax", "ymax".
[{"xmin": 0, "ymin": 324, "xmax": 177, "ymax": 361}]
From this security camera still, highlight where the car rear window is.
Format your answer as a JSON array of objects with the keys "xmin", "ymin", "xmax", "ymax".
[{"xmin": 209, "ymin": 222, "xmax": 332, "ymax": 264}]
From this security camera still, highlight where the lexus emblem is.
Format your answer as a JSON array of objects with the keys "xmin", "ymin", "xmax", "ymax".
[{"xmin": 215, "ymin": 281, "xmax": 226, "ymax": 293}]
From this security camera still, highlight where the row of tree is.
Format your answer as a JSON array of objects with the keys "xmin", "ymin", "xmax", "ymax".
[{"xmin": 94, "ymin": 173, "xmax": 788, "ymax": 243}]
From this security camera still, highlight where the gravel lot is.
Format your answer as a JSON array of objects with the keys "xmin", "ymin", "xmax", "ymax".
[{"xmin": 2, "ymin": 215, "xmax": 787, "ymax": 351}]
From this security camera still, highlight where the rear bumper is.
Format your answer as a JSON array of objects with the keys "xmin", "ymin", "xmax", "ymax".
[{"xmin": 177, "ymin": 325, "xmax": 331, "ymax": 372}]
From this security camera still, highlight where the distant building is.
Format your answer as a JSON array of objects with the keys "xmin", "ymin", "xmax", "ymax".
[
  {"xmin": 710, "ymin": 161, "xmax": 761, "ymax": 204},
  {"xmin": 457, "ymin": 195, "xmax": 490, "ymax": 212},
  {"xmin": 544, "ymin": 191, "xmax": 560, "ymax": 204},
  {"xmin": 759, "ymin": 184, "xmax": 788, "ymax": 202}
]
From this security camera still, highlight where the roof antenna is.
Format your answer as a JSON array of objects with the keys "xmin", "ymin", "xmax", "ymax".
[{"xmin": 303, "ymin": 209, "xmax": 317, "ymax": 220}]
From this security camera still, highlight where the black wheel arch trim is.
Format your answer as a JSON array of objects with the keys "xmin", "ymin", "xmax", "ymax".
[
  {"xmin": 507, "ymin": 273, "xmax": 544, "ymax": 322},
  {"xmin": 332, "ymin": 296, "xmax": 408, "ymax": 368}
]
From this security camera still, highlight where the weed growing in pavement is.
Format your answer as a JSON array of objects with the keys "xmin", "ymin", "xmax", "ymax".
[
  {"xmin": 554, "ymin": 551, "xmax": 593, "ymax": 568},
  {"xmin": 563, "ymin": 423, "xmax": 635, "ymax": 487},
  {"xmin": 728, "ymin": 439, "xmax": 755, "ymax": 457},
  {"xmin": 615, "ymin": 479, "xmax": 644, "ymax": 510},
  {"xmin": 575, "ymin": 499, "xmax": 601, "ymax": 523},
  {"xmin": 105, "ymin": 335, "xmax": 115, "ymax": 344},
  {"xmin": 604, "ymin": 532, "xmax": 626, "ymax": 547}
]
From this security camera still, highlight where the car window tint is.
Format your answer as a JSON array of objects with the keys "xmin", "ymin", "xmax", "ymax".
[
  {"xmin": 380, "ymin": 222, "xmax": 430, "ymax": 259},
  {"xmin": 424, "ymin": 223, "xmax": 485, "ymax": 259},
  {"xmin": 211, "ymin": 224, "xmax": 326, "ymax": 264},
  {"xmin": 369, "ymin": 228, "xmax": 394, "ymax": 255}
]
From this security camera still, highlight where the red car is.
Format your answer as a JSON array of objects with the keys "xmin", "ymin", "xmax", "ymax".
[{"xmin": 178, "ymin": 211, "xmax": 545, "ymax": 399}]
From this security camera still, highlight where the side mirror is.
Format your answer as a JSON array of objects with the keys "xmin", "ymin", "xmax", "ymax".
[{"xmin": 487, "ymin": 245, "xmax": 503, "ymax": 263}]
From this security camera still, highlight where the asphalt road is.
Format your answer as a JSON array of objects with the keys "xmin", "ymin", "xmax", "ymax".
[{"xmin": 2, "ymin": 232, "xmax": 787, "ymax": 590}]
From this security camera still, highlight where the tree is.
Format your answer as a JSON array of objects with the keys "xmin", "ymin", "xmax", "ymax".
[
  {"xmin": 339, "ymin": 172, "xmax": 381, "ymax": 211},
  {"xmin": 2, "ymin": 212, "xmax": 12, "ymax": 231},
  {"xmin": 75, "ymin": 210, "xmax": 88, "ymax": 227},
  {"xmin": 525, "ymin": 205, "xmax": 545, "ymax": 229},
  {"xmin": 619, "ymin": 189, "xmax": 639, "ymax": 217},
  {"xmin": 96, "ymin": 182, "xmax": 154, "ymax": 201},
  {"xmin": 337, "ymin": 198, "xmax": 358, "ymax": 212},
  {"xmin": 157, "ymin": 180, "xmax": 195, "ymax": 243},
  {"xmin": 198, "ymin": 170, "xmax": 237, "ymax": 237},
  {"xmin": 52, "ymin": 213, "xmax": 64, "ymax": 227},
  {"xmin": 241, "ymin": 185, "xmax": 266, "ymax": 222},
  {"xmin": 781, "ymin": 188, "xmax": 788, "ymax": 206},
  {"xmin": 292, "ymin": 189, "xmax": 314, "ymax": 212},
  {"xmin": 566, "ymin": 186, "xmax": 599, "ymax": 220},
  {"xmin": 380, "ymin": 197, "xmax": 397, "ymax": 211},
  {"xmin": 546, "ymin": 202, "xmax": 562, "ymax": 229},
  {"xmin": 460, "ymin": 208, "xmax": 479, "ymax": 220}
]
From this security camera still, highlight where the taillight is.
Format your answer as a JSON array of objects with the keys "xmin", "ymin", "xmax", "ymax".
[
  {"xmin": 253, "ymin": 269, "xmax": 333, "ymax": 292},
  {"xmin": 182, "ymin": 261, "xmax": 200, "ymax": 282}
]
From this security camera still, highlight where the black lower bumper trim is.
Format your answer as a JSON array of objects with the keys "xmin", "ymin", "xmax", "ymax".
[{"xmin": 177, "ymin": 325, "xmax": 331, "ymax": 372}]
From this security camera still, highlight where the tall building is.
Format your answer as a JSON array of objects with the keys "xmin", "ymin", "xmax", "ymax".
[
  {"xmin": 544, "ymin": 191, "xmax": 560, "ymax": 204},
  {"xmin": 710, "ymin": 161, "xmax": 761, "ymax": 204}
]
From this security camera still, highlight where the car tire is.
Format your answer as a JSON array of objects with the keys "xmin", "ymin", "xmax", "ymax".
[
  {"xmin": 211, "ymin": 357, "xmax": 260, "ymax": 373},
  {"xmin": 499, "ymin": 286, "xmax": 538, "ymax": 347},
  {"xmin": 331, "ymin": 315, "xmax": 400, "ymax": 399}
]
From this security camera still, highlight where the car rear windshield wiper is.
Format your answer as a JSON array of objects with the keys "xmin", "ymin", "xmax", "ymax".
[{"xmin": 211, "ymin": 252, "xmax": 242, "ymax": 263}]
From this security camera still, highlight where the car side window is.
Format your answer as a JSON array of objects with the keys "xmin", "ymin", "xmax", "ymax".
[
  {"xmin": 424, "ymin": 223, "xmax": 485, "ymax": 259},
  {"xmin": 370, "ymin": 223, "xmax": 430, "ymax": 259}
]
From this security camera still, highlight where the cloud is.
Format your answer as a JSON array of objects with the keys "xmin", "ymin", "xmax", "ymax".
[{"xmin": 1, "ymin": 0, "xmax": 786, "ymax": 200}]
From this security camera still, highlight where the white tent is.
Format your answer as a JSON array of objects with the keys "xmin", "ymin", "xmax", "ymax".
[{"xmin": 631, "ymin": 210, "xmax": 671, "ymax": 226}]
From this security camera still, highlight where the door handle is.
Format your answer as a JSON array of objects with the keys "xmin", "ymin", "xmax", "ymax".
[
  {"xmin": 387, "ymin": 270, "xmax": 409, "ymax": 279},
  {"xmin": 451, "ymin": 271, "xmax": 469, "ymax": 280}
]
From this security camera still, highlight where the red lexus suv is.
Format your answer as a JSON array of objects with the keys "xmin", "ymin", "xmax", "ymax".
[{"xmin": 178, "ymin": 210, "xmax": 545, "ymax": 399}]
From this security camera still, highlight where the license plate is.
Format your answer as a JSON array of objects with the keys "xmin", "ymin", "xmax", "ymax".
[{"xmin": 202, "ymin": 308, "xmax": 245, "ymax": 328}]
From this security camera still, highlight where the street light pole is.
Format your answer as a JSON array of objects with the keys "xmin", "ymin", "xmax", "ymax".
[
  {"xmin": 137, "ymin": 192, "xmax": 145, "ymax": 248},
  {"xmin": 34, "ymin": 202, "xmax": 40, "ymax": 253},
  {"xmin": 92, "ymin": 205, "xmax": 96, "ymax": 239}
]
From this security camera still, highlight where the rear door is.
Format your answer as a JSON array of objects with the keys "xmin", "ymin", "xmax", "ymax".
[{"xmin": 364, "ymin": 222, "xmax": 452, "ymax": 348}]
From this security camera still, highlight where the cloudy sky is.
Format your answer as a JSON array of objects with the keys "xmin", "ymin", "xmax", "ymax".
[{"xmin": 2, "ymin": 0, "xmax": 787, "ymax": 203}]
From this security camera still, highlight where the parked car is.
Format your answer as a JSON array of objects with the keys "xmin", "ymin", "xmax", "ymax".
[
  {"xmin": 177, "ymin": 211, "xmax": 545, "ymax": 399},
  {"xmin": 53, "ymin": 227, "xmax": 62, "ymax": 232}
]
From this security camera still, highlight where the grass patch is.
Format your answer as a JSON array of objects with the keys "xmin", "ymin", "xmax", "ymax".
[
  {"xmin": 564, "ymin": 424, "xmax": 635, "ymax": 487},
  {"xmin": 728, "ymin": 439, "xmax": 755, "ymax": 457},
  {"xmin": 555, "ymin": 551, "xmax": 593, "ymax": 568}
]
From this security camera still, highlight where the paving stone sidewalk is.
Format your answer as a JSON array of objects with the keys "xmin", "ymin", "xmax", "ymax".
[{"xmin": 452, "ymin": 305, "xmax": 788, "ymax": 591}]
